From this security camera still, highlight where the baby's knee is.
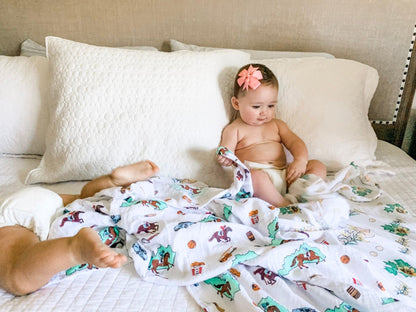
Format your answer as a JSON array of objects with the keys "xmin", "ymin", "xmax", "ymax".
[
  {"xmin": 110, "ymin": 167, "xmax": 127, "ymax": 186},
  {"xmin": 3, "ymin": 268, "xmax": 34, "ymax": 296},
  {"xmin": 307, "ymin": 160, "xmax": 327, "ymax": 178},
  {"xmin": 110, "ymin": 168, "xmax": 121, "ymax": 182}
]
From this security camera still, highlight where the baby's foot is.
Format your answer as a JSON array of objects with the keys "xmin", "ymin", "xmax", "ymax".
[
  {"xmin": 278, "ymin": 198, "xmax": 292, "ymax": 208},
  {"xmin": 72, "ymin": 227, "xmax": 127, "ymax": 269},
  {"xmin": 111, "ymin": 160, "xmax": 159, "ymax": 187},
  {"xmin": 284, "ymin": 193, "xmax": 298, "ymax": 204}
]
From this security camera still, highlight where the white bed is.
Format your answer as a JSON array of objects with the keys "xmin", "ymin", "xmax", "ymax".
[
  {"xmin": 1, "ymin": 141, "xmax": 415, "ymax": 213},
  {"xmin": 1, "ymin": 1, "xmax": 416, "ymax": 312},
  {"xmin": 0, "ymin": 141, "xmax": 415, "ymax": 312},
  {"xmin": 0, "ymin": 141, "xmax": 414, "ymax": 312}
]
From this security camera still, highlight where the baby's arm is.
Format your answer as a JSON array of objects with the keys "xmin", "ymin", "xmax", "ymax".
[
  {"xmin": 217, "ymin": 124, "xmax": 238, "ymax": 167},
  {"xmin": 277, "ymin": 120, "xmax": 308, "ymax": 184}
]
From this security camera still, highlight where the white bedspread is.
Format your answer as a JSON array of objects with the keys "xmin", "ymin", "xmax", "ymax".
[
  {"xmin": 47, "ymin": 147, "xmax": 416, "ymax": 312},
  {"xmin": 0, "ymin": 140, "xmax": 415, "ymax": 312}
]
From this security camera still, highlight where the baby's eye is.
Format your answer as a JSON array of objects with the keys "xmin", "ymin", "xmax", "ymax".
[
  {"xmin": 268, "ymin": 105, "xmax": 275, "ymax": 108},
  {"xmin": 252, "ymin": 106, "xmax": 260, "ymax": 109}
]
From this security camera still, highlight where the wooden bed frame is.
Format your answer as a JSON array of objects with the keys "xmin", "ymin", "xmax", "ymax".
[{"xmin": 1, "ymin": 0, "xmax": 415, "ymax": 147}]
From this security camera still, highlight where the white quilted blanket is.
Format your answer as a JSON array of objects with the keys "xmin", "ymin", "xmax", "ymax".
[{"xmin": 48, "ymin": 149, "xmax": 416, "ymax": 312}]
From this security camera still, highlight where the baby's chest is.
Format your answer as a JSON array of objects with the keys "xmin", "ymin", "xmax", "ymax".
[{"xmin": 239, "ymin": 126, "xmax": 280, "ymax": 144}]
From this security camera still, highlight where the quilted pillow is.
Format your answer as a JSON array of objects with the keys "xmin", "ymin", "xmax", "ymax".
[
  {"xmin": 0, "ymin": 42, "xmax": 159, "ymax": 157},
  {"xmin": 26, "ymin": 37, "xmax": 250, "ymax": 187},
  {"xmin": 258, "ymin": 57, "xmax": 379, "ymax": 171},
  {"xmin": 170, "ymin": 39, "xmax": 335, "ymax": 59},
  {"xmin": 0, "ymin": 55, "xmax": 49, "ymax": 155}
]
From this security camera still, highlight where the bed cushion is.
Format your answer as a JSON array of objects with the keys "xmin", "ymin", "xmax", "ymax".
[
  {"xmin": 171, "ymin": 40, "xmax": 378, "ymax": 170},
  {"xmin": 0, "ymin": 42, "xmax": 159, "ymax": 157},
  {"xmin": 259, "ymin": 57, "xmax": 379, "ymax": 171},
  {"xmin": 170, "ymin": 39, "xmax": 335, "ymax": 59},
  {"xmin": 20, "ymin": 39, "xmax": 48, "ymax": 57},
  {"xmin": 25, "ymin": 37, "xmax": 249, "ymax": 187},
  {"xmin": 169, "ymin": 41, "xmax": 378, "ymax": 170},
  {"xmin": 0, "ymin": 55, "xmax": 49, "ymax": 155},
  {"xmin": 20, "ymin": 39, "xmax": 158, "ymax": 57}
]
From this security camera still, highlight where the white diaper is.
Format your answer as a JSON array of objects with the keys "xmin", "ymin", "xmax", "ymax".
[
  {"xmin": 0, "ymin": 187, "xmax": 63, "ymax": 241},
  {"xmin": 245, "ymin": 161, "xmax": 287, "ymax": 194}
]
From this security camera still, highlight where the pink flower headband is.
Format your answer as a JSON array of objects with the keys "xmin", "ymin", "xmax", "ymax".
[{"xmin": 237, "ymin": 65, "xmax": 263, "ymax": 91}]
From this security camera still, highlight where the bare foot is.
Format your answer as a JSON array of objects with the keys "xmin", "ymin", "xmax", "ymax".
[
  {"xmin": 111, "ymin": 160, "xmax": 159, "ymax": 187},
  {"xmin": 71, "ymin": 227, "xmax": 127, "ymax": 269},
  {"xmin": 278, "ymin": 198, "xmax": 291, "ymax": 208}
]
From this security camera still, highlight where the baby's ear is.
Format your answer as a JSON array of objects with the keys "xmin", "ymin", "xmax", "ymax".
[{"xmin": 231, "ymin": 97, "xmax": 239, "ymax": 110}]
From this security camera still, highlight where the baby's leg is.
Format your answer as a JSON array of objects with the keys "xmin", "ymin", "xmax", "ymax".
[
  {"xmin": 305, "ymin": 159, "xmax": 327, "ymax": 179},
  {"xmin": 0, "ymin": 225, "xmax": 126, "ymax": 296},
  {"xmin": 251, "ymin": 169, "xmax": 290, "ymax": 208},
  {"xmin": 110, "ymin": 160, "xmax": 159, "ymax": 187},
  {"xmin": 60, "ymin": 194, "xmax": 81, "ymax": 206},
  {"xmin": 79, "ymin": 160, "xmax": 159, "ymax": 199}
]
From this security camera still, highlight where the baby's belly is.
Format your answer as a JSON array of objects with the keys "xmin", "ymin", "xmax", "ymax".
[{"xmin": 236, "ymin": 141, "xmax": 287, "ymax": 167}]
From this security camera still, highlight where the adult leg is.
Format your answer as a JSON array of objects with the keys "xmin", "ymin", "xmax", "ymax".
[
  {"xmin": 0, "ymin": 225, "xmax": 126, "ymax": 296},
  {"xmin": 250, "ymin": 169, "xmax": 290, "ymax": 208}
]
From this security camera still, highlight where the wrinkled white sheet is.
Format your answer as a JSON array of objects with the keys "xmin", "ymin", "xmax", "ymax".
[
  {"xmin": 0, "ymin": 140, "xmax": 415, "ymax": 312},
  {"xmin": 48, "ymin": 148, "xmax": 415, "ymax": 312}
]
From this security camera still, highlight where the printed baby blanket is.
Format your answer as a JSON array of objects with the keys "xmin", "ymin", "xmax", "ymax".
[{"xmin": 49, "ymin": 148, "xmax": 415, "ymax": 312}]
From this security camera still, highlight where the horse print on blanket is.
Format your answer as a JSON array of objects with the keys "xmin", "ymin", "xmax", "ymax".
[{"xmin": 48, "ymin": 147, "xmax": 416, "ymax": 312}]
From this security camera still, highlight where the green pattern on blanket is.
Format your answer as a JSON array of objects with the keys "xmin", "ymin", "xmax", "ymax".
[{"xmin": 49, "ymin": 147, "xmax": 416, "ymax": 312}]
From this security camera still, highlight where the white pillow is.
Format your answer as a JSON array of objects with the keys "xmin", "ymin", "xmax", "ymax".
[
  {"xmin": 0, "ymin": 55, "xmax": 49, "ymax": 155},
  {"xmin": 20, "ymin": 38, "xmax": 158, "ymax": 57},
  {"xmin": 257, "ymin": 58, "xmax": 379, "ymax": 171},
  {"xmin": 0, "ymin": 41, "xmax": 159, "ymax": 157},
  {"xmin": 26, "ymin": 37, "xmax": 250, "ymax": 187},
  {"xmin": 170, "ymin": 39, "xmax": 335, "ymax": 59},
  {"xmin": 20, "ymin": 39, "xmax": 50, "ymax": 57}
]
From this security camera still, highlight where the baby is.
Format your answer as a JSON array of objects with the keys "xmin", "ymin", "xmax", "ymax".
[
  {"xmin": 0, "ymin": 160, "xmax": 159, "ymax": 296},
  {"xmin": 217, "ymin": 64, "xmax": 326, "ymax": 207}
]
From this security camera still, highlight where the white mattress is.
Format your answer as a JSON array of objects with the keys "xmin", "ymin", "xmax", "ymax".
[
  {"xmin": 372, "ymin": 140, "xmax": 416, "ymax": 216},
  {"xmin": 0, "ymin": 140, "xmax": 414, "ymax": 311},
  {"xmin": 0, "ymin": 158, "xmax": 202, "ymax": 312}
]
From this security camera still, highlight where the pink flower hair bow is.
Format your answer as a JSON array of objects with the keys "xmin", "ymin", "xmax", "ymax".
[{"xmin": 237, "ymin": 65, "xmax": 263, "ymax": 91}]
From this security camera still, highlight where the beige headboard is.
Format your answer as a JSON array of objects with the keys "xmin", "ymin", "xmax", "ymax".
[{"xmin": 1, "ymin": 0, "xmax": 415, "ymax": 147}]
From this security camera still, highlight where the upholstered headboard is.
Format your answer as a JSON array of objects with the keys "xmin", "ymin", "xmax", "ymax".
[{"xmin": 1, "ymin": 0, "xmax": 415, "ymax": 147}]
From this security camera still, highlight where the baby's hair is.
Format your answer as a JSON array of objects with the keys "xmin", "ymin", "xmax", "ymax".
[
  {"xmin": 230, "ymin": 63, "xmax": 279, "ymax": 122},
  {"xmin": 233, "ymin": 63, "xmax": 279, "ymax": 98}
]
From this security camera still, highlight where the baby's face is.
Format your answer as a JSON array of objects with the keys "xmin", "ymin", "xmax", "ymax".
[{"xmin": 234, "ymin": 84, "xmax": 278, "ymax": 126}]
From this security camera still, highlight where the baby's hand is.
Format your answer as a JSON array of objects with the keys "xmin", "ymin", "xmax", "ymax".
[
  {"xmin": 286, "ymin": 159, "xmax": 307, "ymax": 185},
  {"xmin": 217, "ymin": 155, "xmax": 234, "ymax": 167}
]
